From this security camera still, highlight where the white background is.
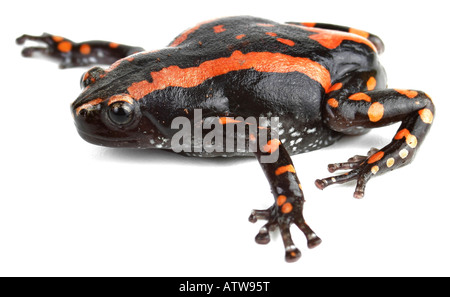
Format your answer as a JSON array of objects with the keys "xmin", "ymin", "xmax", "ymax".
[{"xmin": 1, "ymin": 0, "xmax": 448, "ymax": 276}]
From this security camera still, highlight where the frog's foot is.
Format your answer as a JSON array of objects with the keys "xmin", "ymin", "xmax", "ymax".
[
  {"xmin": 16, "ymin": 33, "xmax": 76, "ymax": 68},
  {"xmin": 315, "ymin": 148, "xmax": 379, "ymax": 198},
  {"xmin": 249, "ymin": 204, "xmax": 321, "ymax": 262}
]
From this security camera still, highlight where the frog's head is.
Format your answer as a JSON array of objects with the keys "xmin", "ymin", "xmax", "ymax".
[{"xmin": 71, "ymin": 66, "xmax": 169, "ymax": 148}]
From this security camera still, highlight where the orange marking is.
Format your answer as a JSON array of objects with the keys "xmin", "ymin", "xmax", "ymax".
[
  {"xmin": 327, "ymin": 98, "xmax": 339, "ymax": 108},
  {"xmin": 107, "ymin": 94, "xmax": 134, "ymax": 106},
  {"xmin": 80, "ymin": 44, "xmax": 91, "ymax": 55},
  {"xmin": 395, "ymin": 128, "xmax": 410, "ymax": 140},
  {"xmin": 128, "ymin": 50, "xmax": 331, "ymax": 100},
  {"xmin": 265, "ymin": 32, "xmax": 277, "ymax": 37},
  {"xmin": 236, "ymin": 34, "xmax": 246, "ymax": 40},
  {"xmin": 281, "ymin": 203, "xmax": 293, "ymax": 214},
  {"xmin": 275, "ymin": 164, "xmax": 296, "ymax": 176},
  {"xmin": 349, "ymin": 28, "xmax": 370, "ymax": 39},
  {"xmin": 300, "ymin": 22, "xmax": 316, "ymax": 27},
  {"xmin": 75, "ymin": 98, "xmax": 104, "ymax": 115},
  {"xmin": 249, "ymin": 133, "xmax": 256, "ymax": 142},
  {"xmin": 277, "ymin": 195, "xmax": 287, "ymax": 206},
  {"xmin": 395, "ymin": 89, "xmax": 418, "ymax": 99},
  {"xmin": 368, "ymin": 151, "xmax": 384, "ymax": 164},
  {"xmin": 367, "ymin": 77, "xmax": 377, "ymax": 91},
  {"xmin": 368, "ymin": 102, "xmax": 384, "ymax": 122},
  {"xmin": 326, "ymin": 82, "xmax": 342, "ymax": 93},
  {"xmin": 109, "ymin": 42, "xmax": 119, "ymax": 48},
  {"xmin": 304, "ymin": 27, "xmax": 377, "ymax": 52},
  {"xmin": 257, "ymin": 23, "xmax": 275, "ymax": 27},
  {"xmin": 418, "ymin": 108, "xmax": 434, "ymax": 124},
  {"xmin": 213, "ymin": 25, "xmax": 226, "ymax": 33},
  {"xmin": 218, "ymin": 117, "xmax": 242, "ymax": 125},
  {"xmin": 52, "ymin": 36, "xmax": 64, "ymax": 42},
  {"xmin": 394, "ymin": 129, "xmax": 417, "ymax": 148},
  {"xmin": 263, "ymin": 139, "xmax": 281, "ymax": 153},
  {"xmin": 170, "ymin": 19, "xmax": 217, "ymax": 47},
  {"xmin": 82, "ymin": 72, "xmax": 90, "ymax": 82},
  {"xmin": 349, "ymin": 92, "xmax": 372, "ymax": 102},
  {"xmin": 298, "ymin": 183, "xmax": 302, "ymax": 190},
  {"xmin": 277, "ymin": 38, "xmax": 295, "ymax": 46},
  {"xmin": 57, "ymin": 41, "xmax": 72, "ymax": 53}
]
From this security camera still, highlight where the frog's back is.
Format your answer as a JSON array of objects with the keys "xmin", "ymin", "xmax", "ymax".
[{"xmin": 157, "ymin": 16, "xmax": 381, "ymax": 155}]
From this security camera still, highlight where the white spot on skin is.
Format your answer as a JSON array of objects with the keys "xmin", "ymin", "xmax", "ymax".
[
  {"xmin": 295, "ymin": 138, "xmax": 303, "ymax": 144},
  {"xmin": 286, "ymin": 245, "xmax": 297, "ymax": 251},
  {"xmin": 386, "ymin": 157, "xmax": 395, "ymax": 168},
  {"xmin": 291, "ymin": 131, "xmax": 301, "ymax": 137},
  {"xmin": 306, "ymin": 128, "xmax": 317, "ymax": 134},
  {"xmin": 399, "ymin": 149, "xmax": 409, "ymax": 159},
  {"xmin": 288, "ymin": 127, "xmax": 295, "ymax": 133},
  {"xmin": 371, "ymin": 166, "xmax": 379, "ymax": 174}
]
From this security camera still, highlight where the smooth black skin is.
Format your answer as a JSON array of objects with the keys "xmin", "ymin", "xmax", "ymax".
[{"xmin": 17, "ymin": 16, "xmax": 434, "ymax": 262}]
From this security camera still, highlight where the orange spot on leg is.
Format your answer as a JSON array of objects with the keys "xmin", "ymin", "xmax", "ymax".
[
  {"xmin": 368, "ymin": 102, "xmax": 384, "ymax": 122},
  {"xmin": 418, "ymin": 108, "xmax": 434, "ymax": 124},
  {"xmin": 275, "ymin": 164, "xmax": 296, "ymax": 176},
  {"xmin": 52, "ymin": 36, "xmax": 64, "ymax": 42},
  {"xmin": 327, "ymin": 98, "xmax": 339, "ymax": 108},
  {"xmin": 277, "ymin": 195, "xmax": 287, "ymax": 206},
  {"xmin": 263, "ymin": 139, "xmax": 281, "ymax": 153},
  {"xmin": 394, "ymin": 128, "xmax": 410, "ymax": 140},
  {"xmin": 57, "ymin": 41, "xmax": 72, "ymax": 53},
  {"xmin": 80, "ymin": 44, "xmax": 91, "ymax": 55},
  {"xmin": 349, "ymin": 92, "xmax": 372, "ymax": 102},
  {"xmin": 395, "ymin": 89, "xmax": 418, "ymax": 99},
  {"xmin": 235, "ymin": 34, "xmax": 246, "ymax": 40},
  {"xmin": 281, "ymin": 202, "xmax": 293, "ymax": 214},
  {"xmin": 367, "ymin": 77, "xmax": 377, "ymax": 91},
  {"xmin": 368, "ymin": 151, "xmax": 384, "ymax": 164}
]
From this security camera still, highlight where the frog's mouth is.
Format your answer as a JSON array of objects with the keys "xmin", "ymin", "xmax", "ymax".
[{"xmin": 76, "ymin": 129, "xmax": 141, "ymax": 148}]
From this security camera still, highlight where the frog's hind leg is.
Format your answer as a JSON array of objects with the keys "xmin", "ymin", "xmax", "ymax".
[
  {"xmin": 319, "ymin": 86, "xmax": 434, "ymax": 198},
  {"xmin": 285, "ymin": 22, "xmax": 385, "ymax": 54},
  {"xmin": 250, "ymin": 134, "xmax": 321, "ymax": 262},
  {"xmin": 16, "ymin": 33, "xmax": 144, "ymax": 68}
]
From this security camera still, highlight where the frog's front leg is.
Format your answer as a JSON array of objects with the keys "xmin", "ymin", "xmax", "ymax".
[
  {"xmin": 250, "ymin": 139, "xmax": 321, "ymax": 262},
  {"xmin": 319, "ymin": 83, "xmax": 434, "ymax": 198},
  {"xmin": 16, "ymin": 33, "xmax": 144, "ymax": 68}
]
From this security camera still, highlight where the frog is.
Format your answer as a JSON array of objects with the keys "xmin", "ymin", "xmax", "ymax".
[{"xmin": 16, "ymin": 16, "xmax": 434, "ymax": 262}]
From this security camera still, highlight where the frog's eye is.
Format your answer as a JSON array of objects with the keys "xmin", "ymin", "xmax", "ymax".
[
  {"xmin": 108, "ymin": 100, "xmax": 135, "ymax": 125},
  {"xmin": 80, "ymin": 66, "xmax": 105, "ymax": 89}
]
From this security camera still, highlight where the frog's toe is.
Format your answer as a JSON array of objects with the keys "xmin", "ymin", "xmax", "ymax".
[
  {"xmin": 249, "ymin": 204, "xmax": 321, "ymax": 262},
  {"xmin": 21, "ymin": 46, "xmax": 48, "ymax": 57},
  {"xmin": 315, "ymin": 148, "xmax": 380, "ymax": 198}
]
